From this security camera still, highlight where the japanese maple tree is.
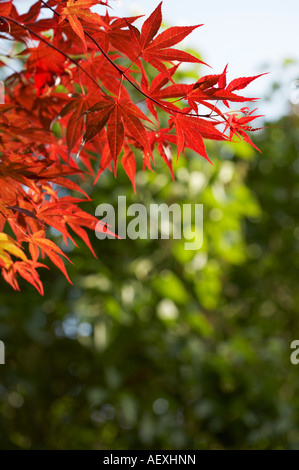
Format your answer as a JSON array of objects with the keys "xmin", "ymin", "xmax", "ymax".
[{"xmin": 0, "ymin": 0, "xmax": 263, "ymax": 294}]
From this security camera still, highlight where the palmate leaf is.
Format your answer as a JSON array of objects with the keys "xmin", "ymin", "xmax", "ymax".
[
  {"xmin": 171, "ymin": 113, "xmax": 226, "ymax": 162},
  {"xmin": 83, "ymin": 97, "xmax": 153, "ymax": 172},
  {"xmin": 124, "ymin": 2, "xmax": 204, "ymax": 77},
  {"xmin": 59, "ymin": 0, "xmax": 107, "ymax": 48}
]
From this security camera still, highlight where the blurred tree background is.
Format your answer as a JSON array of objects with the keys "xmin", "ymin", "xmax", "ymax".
[{"xmin": 1, "ymin": 57, "xmax": 299, "ymax": 448}]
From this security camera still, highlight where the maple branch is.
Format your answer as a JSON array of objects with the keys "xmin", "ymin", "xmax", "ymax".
[
  {"xmin": 0, "ymin": 16, "xmax": 104, "ymax": 93},
  {"xmin": 40, "ymin": 1, "xmax": 170, "ymax": 113},
  {"xmin": 38, "ymin": 0, "xmax": 215, "ymax": 120}
]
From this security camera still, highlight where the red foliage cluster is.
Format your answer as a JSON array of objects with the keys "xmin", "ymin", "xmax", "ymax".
[{"xmin": 0, "ymin": 0, "xmax": 263, "ymax": 293}]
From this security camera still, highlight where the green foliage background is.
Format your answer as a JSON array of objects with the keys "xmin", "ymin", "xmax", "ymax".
[{"xmin": 1, "ymin": 68, "xmax": 299, "ymax": 448}]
